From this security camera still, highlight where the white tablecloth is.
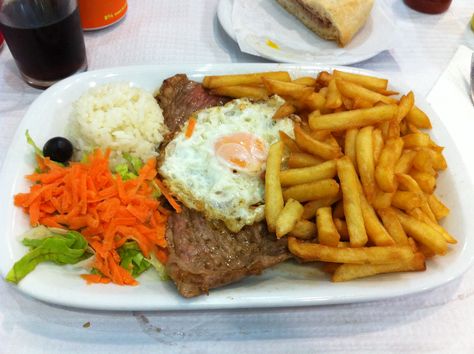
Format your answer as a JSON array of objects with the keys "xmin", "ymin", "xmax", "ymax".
[{"xmin": 1, "ymin": 1, "xmax": 474, "ymax": 353}]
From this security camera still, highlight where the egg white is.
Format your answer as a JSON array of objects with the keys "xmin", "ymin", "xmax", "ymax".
[{"xmin": 159, "ymin": 96, "xmax": 294, "ymax": 233}]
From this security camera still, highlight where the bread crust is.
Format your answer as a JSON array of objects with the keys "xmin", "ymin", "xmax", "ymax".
[{"xmin": 276, "ymin": 0, "xmax": 374, "ymax": 46}]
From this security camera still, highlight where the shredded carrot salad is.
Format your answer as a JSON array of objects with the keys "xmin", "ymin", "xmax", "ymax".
[{"xmin": 14, "ymin": 149, "xmax": 180, "ymax": 286}]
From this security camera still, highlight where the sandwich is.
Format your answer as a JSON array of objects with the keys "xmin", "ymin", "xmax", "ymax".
[{"xmin": 275, "ymin": 0, "xmax": 374, "ymax": 47}]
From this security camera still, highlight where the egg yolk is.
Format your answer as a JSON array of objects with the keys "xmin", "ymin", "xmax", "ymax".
[{"xmin": 214, "ymin": 132, "xmax": 268, "ymax": 174}]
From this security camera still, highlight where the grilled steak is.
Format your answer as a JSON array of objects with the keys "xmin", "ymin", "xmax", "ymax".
[
  {"xmin": 156, "ymin": 74, "xmax": 291, "ymax": 297},
  {"xmin": 157, "ymin": 74, "xmax": 227, "ymax": 134},
  {"xmin": 166, "ymin": 208, "xmax": 290, "ymax": 298}
]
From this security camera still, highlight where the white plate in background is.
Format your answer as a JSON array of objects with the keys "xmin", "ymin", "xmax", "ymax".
[
  {"xmin": 217, "ymin": 0, "xmax": 396, "ymax": 65},
  {"xmin": 0, "ymin": 64, "xmax": 473, "ymax": 311}
]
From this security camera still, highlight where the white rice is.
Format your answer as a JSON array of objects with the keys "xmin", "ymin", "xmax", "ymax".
[{"xmin": 68, "ymin": 83, "xmax": 168, "ymax": 168}]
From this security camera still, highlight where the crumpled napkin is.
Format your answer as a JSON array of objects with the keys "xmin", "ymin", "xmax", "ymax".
[
  {"xmin": 426, "ymin": 45, "xmax": 474, "ymax": 177},
  {"xmin": 231, "ymin": 0, "xmax": 396, "ymax": 64}
]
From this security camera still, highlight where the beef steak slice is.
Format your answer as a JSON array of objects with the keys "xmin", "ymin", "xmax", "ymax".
[
  {"xmin": 166, "ymin": 208, "xmax": 291, "ymax": 298},
  {"xmin": 156, "ymin": 74, "xmax": 291, "ymax": 298},
  {"xmin": 157, "ymin": 74, "xmax": 227, "ymax": 134}
]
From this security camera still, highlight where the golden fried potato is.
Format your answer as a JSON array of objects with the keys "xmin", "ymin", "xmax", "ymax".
[
  {"xmin": 309, "ymin": 105, "xmax": 398, "ymax": 132},
  {"xmin": 316, "ymin": 207, "xmax": 341, "ymax": 247},
  {"xmin": 280, "ymin": 160, "xmax": 337, "ymax": 186},
  {"xmin": 283, "ymin": 179, "xmax": 340, "ymax": 203},
  {"xmin": 265, "ymin": 141, "xmax": 284, "ymax": 232},
  {"xmin": 288, "ymin": 237, "xmax": 414, "ymax": 264},
  {"xmin": 276, "ymin": 198, "xmax": 304, "ymax": 238},
  {"xmin": 375, "ymin": 138, "xmax": 404, "ymax": 192},
  {"xmin": 203, "ymin": 71, "xmax": 291, "ymax": 88},
  {"xmin": 332, "ymin": 252, "xmax": 425, "ymax": 282},
  {"xmin": 393, "ymin": 209, "xmax": 448, "ymax": 255},
  {"xmin": 337, "ymin": 157, "xmax": 368, "ymax": 247},
  {"xmin": 287, "ymin": 152, "xmax": 324, "ymax": 168}
]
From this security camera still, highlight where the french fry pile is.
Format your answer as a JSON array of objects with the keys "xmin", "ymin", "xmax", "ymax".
[{"xmin": 202, "ymin": 70, "xmax": 455, "ymax": 282}]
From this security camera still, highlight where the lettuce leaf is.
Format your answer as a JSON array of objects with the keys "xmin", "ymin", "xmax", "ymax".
[
  {"xmin": 146, "ymin": 252, "xmax": 169, "ymax": 281},
  {"xmin": 6, "ymin": 230, "xmax": 91, "ymax": 284},
  {"xmin": 118, "ymin": 241, "xmax": 151, "ymax": 277},
  {"xmin": 25, "ymin": 130, "xmax": 43, "ymax": 157}
]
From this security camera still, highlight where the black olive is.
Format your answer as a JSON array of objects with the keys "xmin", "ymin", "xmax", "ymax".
[{"xmin": 43, "ymin": 137, "xmax": 74, "ymax": 163}]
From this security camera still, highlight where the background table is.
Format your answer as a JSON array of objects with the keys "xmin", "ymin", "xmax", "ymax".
[{"xmin": 1, "ymin": 0, "xmax": 474, "ymax": 353}]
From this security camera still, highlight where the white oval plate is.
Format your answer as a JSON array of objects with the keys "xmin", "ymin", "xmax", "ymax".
[
  {"xmin": 0, "ymin": 64, "xmax": 473, "ymax": 311},
  {"xmin": 217, "ymin": 0, "xmax": 396, "ymax": 65}
]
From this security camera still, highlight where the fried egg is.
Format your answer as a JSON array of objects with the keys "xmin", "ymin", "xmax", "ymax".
[{"xmin": 159, "ymin": 96, "xmax": 294, "ymax": 232}]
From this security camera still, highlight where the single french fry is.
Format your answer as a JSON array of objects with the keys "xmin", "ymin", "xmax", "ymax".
[
  {"xmin": 377, "ymin": 89, "xmax": 400, "ymax": 96},
  {"xmin": 210, "ymin": 85, "xmax": 268, "ymax": 100},
  {"xmin": 416, "ymin": 240, "xmax": 436, "ymax": 258},
  {"xmin": 279, "ymin": 131, "xmax": 301, "ymax": 153},
  {"xmin": 352, "ymin": 97, "xmax": 374, "ymax": 109},
  {"xmin": 344, "ymin": 128, "xmax": 359, "ymax": 172},
  {"xmin": 408, "ymin": 208, "xmax": 457, "ymax": 244},
  {"xmin": 332, "ymin": 70, "xmax": 388, "ymax": 92},
  {"xmin": 273, "ymin": 102, "xmax": 296, "ymax": 120},
  {"xmin": 294, "ymin": 125, "xmax": 342, "ymax": 160},
  {"xmin": 359, "ymin": 193, "xmax": 396, "ymax": 246},
  {"xmin": 371, "ymin": 190, "xmax": 394, "ymax": 210},
  {"xmin": 332, "ymin": 253, "xmax": 425, "ymax": 282},
  {"xmin": 395, "ymin": 150, "xmax": 417, "ymax": 174},
  {"xmin": 402, "ymin": 133, "xmax": 432, "ymax": 149},
  {"xmin": 375, "ymin": 138, "xmax": 404, "ymax": 192},
  {"xmin": 265, "ymin": 141, "xmax": 284, "ymax": 232},
  {"xmin": 309, "ymin": 105, "xmax": 398, "ymax": 131},
  {"xmin": 316, "ymin": 207, "xmax": 341, "ymax": 247},
  {"xmin": 276, "ymin": 198, "xmax": 304, "ymax": 238},
  {"xmin": 283, "ymin": 179, "xmax": 340, "ymax": 202},
  {"xmin": 396, "ymin": 91, "xmax": 415, "ymax": 122},
  {"xmin": 316, "ymin": 71, "xmax": 333, "ymax": 86},
  {"xmin": 356, "ymin": 126, "xmax": 376, "ymax": 201},
  {"xmin": 302, "ymin": 195, "xmax": 341, "ymax": 220},
  {"xmin": 303, "ymin": 92, "xmax": 326, "ymax": 111},
  {"xmin": 262, "ymin": 78, "xmax": 313, "ymax": 100},
  {"xmin": 427, "ymin": 194, "xmax": 450, "ymax": 220},
  {"xmin": 413, "ymin": 149, "xmax": 436, "ymax": 175},
  {"xmin": 288, "ymin": 237, "xmax": 414, "ymax": 264},
  {"xmin": 337, "ymin": 156, "xmax": 368, "ymax": 247},
  {"xmin": 203, "ymin": 71, "xmax": 291, "ymax": 88},
  {"xmin": 289, "ymin": 220, "xmax": 317, "ymax": 240},
  {"xmin": 280, "ymin": 160, "xmax": 337, "ymax": 186},
  {"xmin": 430, "ymin": 149, "xmax": 447, "ymax": 171},
  {"xmin": 377, "ymin": 207, "xmax": 409, "ymax": 245},
  {"xmin": 326, "ymin": 78, "xmax": 343, "ymax": 109},
  {"xmin": 288, "ymin": 152, "xmax": 324, "ymax": 168},
  {"xmin": 335, "ymin": 79, "xmax": 397, "ymax": 105},
  {"xmin": 405, "ymin": 106, "xmax": 432, "ymax": 129},
  {"xmin": 393, "ymin": 209, "xmax": 448, "ymax": 255},
  {"xmin": 292, "ymin": 76, "xmax": 317, "ymax": 86},
  {"xmin": 391, "ymin": 191, "xmax": 423, "ymax": 211},
  {"xmin": 334, "ymin": 218, "xmax": 350, "ymax": 240},
  {"xmin": 409, "ymin": 170, "xmax": 436, "ymax": 194},
  {"xmin": 372, "ymin": 128, "xmax": 384, "ymax": 165},
  {"xmin": 396, "ymin": 173, "xmax": 436, "ymax": 222}
]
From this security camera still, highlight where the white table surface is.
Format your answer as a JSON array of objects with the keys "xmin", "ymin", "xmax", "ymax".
[{"xmin": 1, "ymin": 0, "xmax": 474, "ymax": 353}]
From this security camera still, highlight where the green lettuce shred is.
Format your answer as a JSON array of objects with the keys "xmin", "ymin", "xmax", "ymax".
[
  {"xmin": 146, "ymin": 252, "xmax": 169, "ymax": 281},
  {"xmin": 6, "ymin": 230, "xmax": 91, "ymax": 284},
  {"xmin": 25, "ymin": 130, "xmax": 43, "ymax": 157},
  {"xmin": 118, "ymin": 241, "xmax": 151, "ymax": 277}
]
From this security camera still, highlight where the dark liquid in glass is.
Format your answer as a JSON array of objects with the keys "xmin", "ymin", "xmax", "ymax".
[{"xmin": 0, "ymin": 0, "xmax": 86, "ymax": 82}]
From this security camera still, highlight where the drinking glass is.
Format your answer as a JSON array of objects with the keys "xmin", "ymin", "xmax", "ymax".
[{"xmin": 0, "ymin": 0, "xmax": 87, "ymax": 89}]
